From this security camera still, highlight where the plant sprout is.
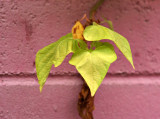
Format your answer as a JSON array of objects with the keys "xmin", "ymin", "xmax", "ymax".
[{"xmin": 35, "ymin": 14, "xmax": 134, "ymax": 119}]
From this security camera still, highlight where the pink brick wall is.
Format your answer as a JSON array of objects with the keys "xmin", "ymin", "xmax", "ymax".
[{"xmin": 0, "ymin": 0, "xmax": 160, "ymax": 119}]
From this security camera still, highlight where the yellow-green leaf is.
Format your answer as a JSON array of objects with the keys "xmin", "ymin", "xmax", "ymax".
[
  {"xmin": 83, "ymin": 23, "xmax": 135, "ymax": 69},
  {"xmin": 69, "ymin": 43, "xmax": 117, "ymax": 96},
  {"xmin": 36, "ymin": 33, "xmax": 86, "ymax": 91}
]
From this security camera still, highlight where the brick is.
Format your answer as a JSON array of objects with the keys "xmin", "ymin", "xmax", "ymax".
[
  {"xmin": 0, "ymin": 0, "xmax": 160, "ymax": 75},
  {"xmin": 1, "ymin": 76, "xmax": 160, "ymax": 119}
]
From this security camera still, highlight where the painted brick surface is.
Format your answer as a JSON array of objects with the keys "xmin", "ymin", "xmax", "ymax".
[
  {"xmin": 0, "ymin": 0, "xmax": 160, "ymax": 74},
  {"xmin": 1, "ymin": 76, "xmax": 160, "ymax": 119},
  {"xmin": 1, "ymin": 0, "xmax": 160, "ymax": 119}
]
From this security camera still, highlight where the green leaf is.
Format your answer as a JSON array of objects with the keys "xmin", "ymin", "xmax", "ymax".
[
  {"xmin": 83, "ymin": 23, "xmax": 135, "ymax": 69},
  {"xmin": 69, "ymin": 43, "xmax": 117, "ymax": 96},
  {"xmin": 36, "ymin": 33, "xmax": 86, "ymax": 91}
]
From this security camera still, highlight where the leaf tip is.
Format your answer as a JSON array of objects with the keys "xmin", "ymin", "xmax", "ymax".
[
  {"xmin": 39, "ymin": 86, "xmax": 43, "ymax": 93},
  {"xmin": 132, "ymin": 64, "xmax": 135, "ymax": 70},
  {"xmin": 90, "ymin": 87, "xmax": 96, "ymax": 97},
  {"xmin": 91, "ymin": 92, "xmax": 95, "ymax": 97},
  {"xmin": 130, "ymin": 60, "xmax": 135, "ymax": 70}
]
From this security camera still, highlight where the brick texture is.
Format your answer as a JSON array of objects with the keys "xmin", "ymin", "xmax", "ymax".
[{"xmin": 0, "ymin": 0, "xmax": 160, "ymax": 119}]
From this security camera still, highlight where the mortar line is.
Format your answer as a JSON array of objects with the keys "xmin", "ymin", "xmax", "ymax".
[
  {"xmin": 1, "ymin": 72, "xmax": 160, "ymax": 78},
  {"xmin": 1, "ymin": 76, "xmax": 160, "ymax": 86}
]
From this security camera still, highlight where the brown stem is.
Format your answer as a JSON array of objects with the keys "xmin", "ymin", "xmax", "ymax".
[
  {"xmin": 78, "ymin": 81, "xmax": 95, "ymax": 119},
  {"xmin": 80, "ymin": 14, "xmax": 90, "ymax": 22}
]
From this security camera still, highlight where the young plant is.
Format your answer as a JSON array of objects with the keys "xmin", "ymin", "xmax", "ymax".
[{"xmin": 35, "ymin": 16, "xmax": 134, "ymax": 119}]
